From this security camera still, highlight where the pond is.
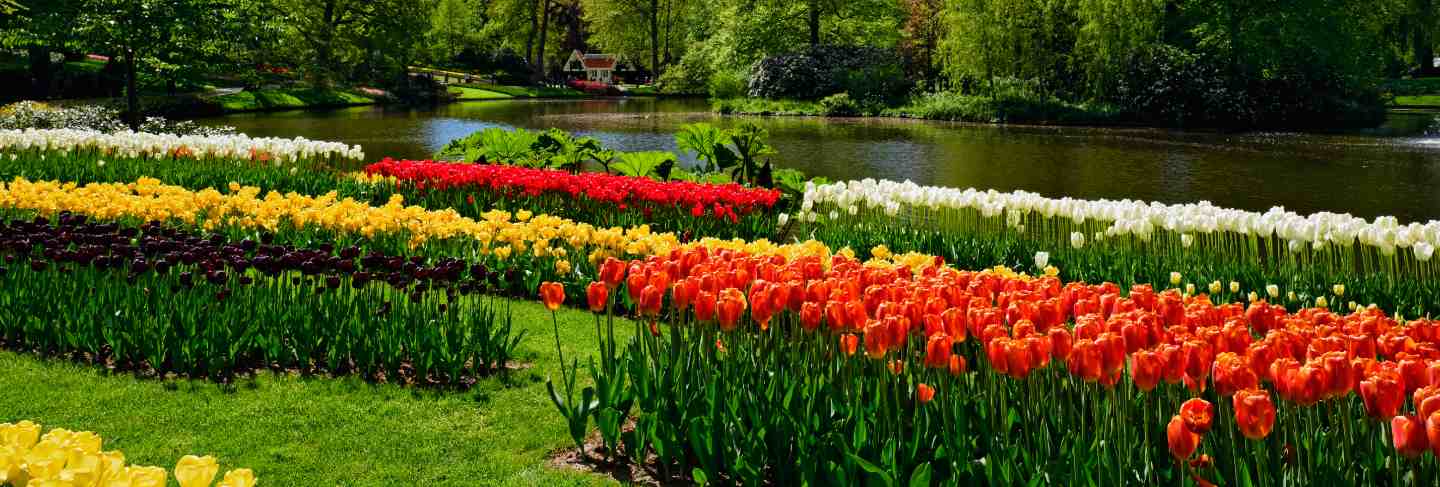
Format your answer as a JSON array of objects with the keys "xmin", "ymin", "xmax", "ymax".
[{"xmin": 202, "ymin": 98, "xmax": 1440, "ymax": 222}]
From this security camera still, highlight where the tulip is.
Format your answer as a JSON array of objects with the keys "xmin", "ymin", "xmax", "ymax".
[
  {"xmin": 916, "ymin": 383, "xmax": 935, "ymax": 405},
  {"xmin": 800, "ymin": 302, "xmax": 822, "ymax": 331},
  {"xmin": 925, "ymin": 334, "xmax": 953, "ymax": 369},
  {"xmin": 639, "ymin": 285, "xmax": 664, "ymax": 317},
  {"xmin": 1360, "ymin": 369, "xmax": 1405, "ymax": 419},
  {"xmin": 586, "ymin": 282, "xmax": 608, "ymax": 312},
  {"xmin": 1229, "ymin": 281, "xmax": 1240, "ymax": 293},
  {"xmin": 1130, "ymin": 349, "xmax": 1162, "ymax": 391},
  {"xmin": 1167, "ymin": 415, "xmax": 1200, "ymax": 460},
  {"xmin": 1170, "ymin": 272, "xmax": 1182, "ymax": 286},
  {"xmin": 716, "ymin": 288, "xmax": 746, "ymax": 331},
  {"xmin": 1393, "ymin": 415, "xmax": 1429, "ymax": 458},
  {"xmin": 175, "ymin": 455, "xmax": 219, "ymax": 487},
  {"xmin": 1233, "ymin": 388, "xmax": 1276, "ymax": 440},
  {"xmin": 694, "ymin": 290, "xmax": 717, "ymax": 322},
  {"xmin": 599, "ymin": 257, "xmax": 626, "ymax": 288},
  {"xmin": 949, "ymin": 354, "xmax": 967, "ymax": 376},
  {"xmin": 1428, "ymin": 411, "xmax": 1440, "ymax": 459},
  {"xmin": 539, "ymin": 282, "xmax": 565, "ymax": 311},
  {"xmin": 839, "ymin": 334, "xmax": 859, "ymax": 356},
  {"xmin": 217, "ymin": 469, "xmax": 257, "ymax": 487},
  {"xmin": 1180, "ymin": 398, "xmax": 1213, "ymax": 435}
]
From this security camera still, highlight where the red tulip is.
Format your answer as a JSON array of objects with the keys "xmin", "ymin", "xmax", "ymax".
[
  {"xmin": 1130, "ymin": 349, "xmax": 1162, "ymax": 392},
  {"xmin": 1180, "ymin": 398, "xmax": 1214, "ymax": 435},
  {"xmin": 800, "ymin": 302, "xmax": 822, "ymax": 331},
  {"xmin": 917, "ymin": 383, "xmax": 935, "ymax": 405},
  {"xmin": 539, "ymin": 281, "xmax": 565, "ymax": 311},
  {"xmin": 672, "ymin": 279, "xmax": 698, "ymax": 311},
  {"xmin": 1167, "ymin": 415, "xmax": 1200, "ymax": 460},
  {"xmin": 1415, "ymin": 385, "xmax": 1440, "ymax": 419},
  {"xmin": 1233, "ymin": 388, "xmax": 1276, "ymax": 440},
  {"xmin": 1212, "ymin": 352, "xmax": 1259, "ymax": 396},
  {"xmin": 599, "ymin": 257, "xmax": 626, "ymax": 288},
  {"xmin": 1393, "ymin": 415, "xmax": 1429, "ymax": 458},
  {"xmin": 1361, "ymin": 368, "xmax": 1405, "ymax": 419},
  {"xmin": 639, "ymin": 285, "xmax": 664, "ymax": 317},
  {"xmin": 586, "ymin": 281, "xmax": 608, "ymax": 312}
]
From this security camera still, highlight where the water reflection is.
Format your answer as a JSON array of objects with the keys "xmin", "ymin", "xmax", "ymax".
[{"xmin": 204, "ymin": 98, "xmax": 1440, "ymax": 221}]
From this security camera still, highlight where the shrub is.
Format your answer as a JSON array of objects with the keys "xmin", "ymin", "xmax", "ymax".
[
  {"xmin": 819, "ymin": 93, "xmax": 860, "ymax": 116},
  {"xmin": 707, "ymin": 69, "xmax": 749, "ymax": 99},
  {"xmin": 747, "ymin": 45, "xmax": 912, "ymax": 103},
  {"xmin": 0, "ymin": 101, "xmax": 235, "ymax": 136},
  {"xmin": 1114, "ymin": 45, "xmax": 1385, "ymax": 129}
]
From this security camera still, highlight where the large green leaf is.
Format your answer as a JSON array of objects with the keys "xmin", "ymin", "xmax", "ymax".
[{"xmin": 613, "ymin": 151, "xmax": 678, "ymax": 179}]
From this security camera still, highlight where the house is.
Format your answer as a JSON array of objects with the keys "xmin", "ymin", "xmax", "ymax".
[{"xmin": 565, "ymin": 50, "xmax": 620, "ymax": 84}]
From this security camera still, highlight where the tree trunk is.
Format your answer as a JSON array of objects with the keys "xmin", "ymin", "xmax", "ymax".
[
  {"xmin": 27, "ymin": 47, "xmax": 52, "ymax": 100},
  {"xmin": 650, "ymin": 0, "xmax": 660, "ymax": 77},
  {"xmin": 808, "ymin": 0, "xmax": 820, "ymax": 46},
  {"xmin": 125, "ymin": 48, "xmax": 140, "ymax": 131},
  {"xmin": 535, "ymin": 0, "xmax": 550, "ymax": 82},
  {"xmin": 315, "ymin": 0, "xmax": 338, "ymax": 87},
  {"xmin": 526, "ymin": 0, "xmax": 539, "ymax": 69},
  {"xmin": 1418, "ymin": 0, "xmax": 1438, "ymax": 76}
]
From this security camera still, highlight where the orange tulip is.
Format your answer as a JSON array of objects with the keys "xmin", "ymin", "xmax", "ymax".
[
  {"xmin": 1233, "ymin": 388, "xmax": 1276, "ymax": 440},
  {"xmin": 1415, "ymin": 386, "xmax": 1440, "ymax": 419},
  {"xmin": 1427, "ymin": 411, "xmax": 1440, "ymax": 458},
  {"xmin": 1130, "ymin": 349, "xmax": 1162, "ymax": 392},
  {"xmin": 626, "ymin": 272, "xmax": 646, "ymax": 304},
  {"xmin": 925, "ymin": 334, "xmax": 953, "ymax": 369},
  {"xmin": 694, "ymin": 290, "xmax": 717, "ymax": 321},
  {"xmin": 540, "ymin": 281, "xmax": 565, "ymax": 311},
  {"xmin": 1180, "ymin": 398, "xmax": 1213, "ymax": 435},
  {"xmin": 672, "ymin": 279, "xmax": 699, "ymax": 311},
  {"xmin": 917, "ymin": 383, "xmax": 935, "ymax": 405},
  {"xmin": 586, "ymin": 281, "xmax": 608, "ymax": 312},
  {"xmin": 1167, "ymin": 415, "xmax": 1200, "ymax": 460},
  {"xmin": 599, "ymin": 257, "xmax": 626, "ymax": 288},
  {"xmin": 800, "ymin": 302, "xmax": 823, "ymax": 331},
  {"xmin": 949, "ymin": 354, "xmax": 967, "ymax": 376},
  {"xmin": 1393, "ymin": 415, "xmax": 1429, "ymax": 458},
  {"xmin": 1361, "ymin": 368, "xmax": 1405, "ymax": 419},
  {"xmin": 890, "ymin": 359, "xmax": 905, "ymax": 375},
  {"xmin": 1212, "ymin": 352, "xmax": 1259, "ymax": 396},
  {"xmin": 840, "ymin": 333, "xmax": 859, "ymax": 356},
  {"xmin": 716, "ymin": 288, "xmax": 746, "ymax": 331}
]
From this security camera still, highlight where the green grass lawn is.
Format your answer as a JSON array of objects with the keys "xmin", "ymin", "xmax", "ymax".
[
  {"xmin": 1393, "ymin": 95, "xmax": 1440, "ymax": 107},
  {"xmin": 450, "ymin": 86, "xmax": 514, "ymax": 100},
  {"xmin": 209, "ymin": 88, "xmax": 377, "ymax": 113},
  {"xmin": 0, "ymin": 298, "xmax": 628, "ymax": 486},
  {"xmin": 455, "ymin": 83, "xmax": 586, "ymax": 99}
]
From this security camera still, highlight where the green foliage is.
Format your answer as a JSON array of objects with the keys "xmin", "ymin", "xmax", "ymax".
[
  {"xmin": 613, "ymin": 151, "xmax": 677, "ymax": 180},
  {"xmin": 435, "ymin": 127, "xmax": 545, "ymax": 164},
  {"xmin": 889, "ymin": 86, "xmax": 1121, "ymax": 124}
]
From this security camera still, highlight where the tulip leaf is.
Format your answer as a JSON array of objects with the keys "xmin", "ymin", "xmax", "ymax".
[
  {"xmin": 846, "ymin": 453, "xmax": 895, "ymax": 486},
  {"xmin": 907, "ymin": 463, "xmax": 931, "ymax": 487}
]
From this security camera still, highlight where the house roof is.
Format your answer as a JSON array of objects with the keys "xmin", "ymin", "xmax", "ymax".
[{"xmin": 570, "ymin": 51, "xmax": 618, "ymax": 70}]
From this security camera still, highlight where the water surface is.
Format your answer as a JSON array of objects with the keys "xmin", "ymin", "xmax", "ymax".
[{"xmin": 203, "ymin": 98, "xmax": 1440, "ymax": 222}]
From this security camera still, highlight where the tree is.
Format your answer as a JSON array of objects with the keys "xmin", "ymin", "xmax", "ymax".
[
  {"xmin": 272, "ymin": 0, "xmax": 376, "ymax": 85},
  {"xmin": 582, "ymin": 0, "xmax": 691, "ymax": 76},
  {"xmin": 1, "ymin": 0, "xmax": 88, "ymax": 99}
]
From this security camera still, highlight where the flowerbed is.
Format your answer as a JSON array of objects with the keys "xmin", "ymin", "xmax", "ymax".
[
  {"xmin": 362, "ymin": 159, "xmax": 782, "ymax": 239},
  {"xmin": 0, "ymin": 214, "xmax": 522, "ymax": 384},
  {"xmin": 543, "ymin": 245, "xmax": 1440, "ymax": 485},
  {"xmin": 795, "ymin": 178, "xmax": 1440, "ymax": 317},
  {"xmin": 0, "ymin": 129, "xmax": 364, "ymax": 167},
  {"xmin": 0, "ymin": 420, "xmax": 254, "ymax": 487}
]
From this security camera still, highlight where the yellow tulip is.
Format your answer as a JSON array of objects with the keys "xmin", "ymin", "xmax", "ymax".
[
  {"xmin": 174, "ymin": 455, "xmax": 219, "ymax": 487},
  {"xmin": 1, "ymin": 421, "xmax": 41, "ymax": 450},
  {"xmin": 215, "ymin": 468, "xmax": 257, "ymax": 487}
]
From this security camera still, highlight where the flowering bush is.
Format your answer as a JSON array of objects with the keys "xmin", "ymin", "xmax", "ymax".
[
  {"xmin": 0, "ymin": 102, "xmax": 237, "ymax": 137},
  {"xmin": 362, "ymin": 159, "xmax": 781, "ymax": 239},
  {"xmin": 795, "ymin": 178, "xmax": 1440, "ymax": 317},
  {"xmin": 0, "ymin": 421, "xmax": 254, "ymax": 487},
  {"xmin": 547, "ymin": 244, "xmax": 1440, "ymax": 484}
]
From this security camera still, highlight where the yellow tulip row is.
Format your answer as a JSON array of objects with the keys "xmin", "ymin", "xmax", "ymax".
[
  {"xmin": 0, "ymin": 421, "xmax": 253, "ymax": 487},
  {"xmin": 0, "ymin": 177, "xmax": 1009, "ymax": 279}
]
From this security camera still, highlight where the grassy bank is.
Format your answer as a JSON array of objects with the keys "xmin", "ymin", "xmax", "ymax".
[
  {"xmin": 450, "ymin": 86, "xmax": 515, "ymax": 100},
  {"xmin": 207, "ymin": 87, "xmax": 378, "ymax": 113},
  {"xmin": 454, "ymin": 83, "xmax": 586, "ymax": 99},
  {"xmin": 0, "ymin": 297, "xmax": 626, "ymax": 486},
  {"xmin": 713, "ymin": 91, "xmax": 1121, "ymax": 125}
]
